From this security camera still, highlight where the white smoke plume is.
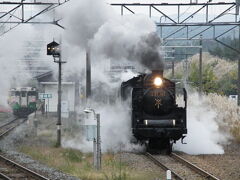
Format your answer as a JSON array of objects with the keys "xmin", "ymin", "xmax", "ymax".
[
  {"xmin": 0, "ymin": 24, "xmax": 58, "ymax": 108},
  {"xmin": 174, "ymin": 93, "xmax": 229, "ymax": 154},
  {"xmin": 59, "ymin": 0, "xmax": 162, "ymax": 152},
  {"xmin": 60, "ymin": 0, "xmax": 163, "ymax": 78},
  {"xmin": 63, "ymin": 101, "xmax": 143, "ymax": 152},
  {"xmin": 59, "ymin": 0, "xmax": 229, "ymax": 155},
  {"xmin": 0, "ymin": 26, "xmax": 36, "ymax": 107}
]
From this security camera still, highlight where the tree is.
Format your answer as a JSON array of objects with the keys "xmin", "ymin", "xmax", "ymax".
[
  {"xmin": 188, "ymin": 62, "xmax": 218, "ymax": 93},
  {"xmin": 208, "ymin": 37, "xmax": 239, "ymax": 61}
]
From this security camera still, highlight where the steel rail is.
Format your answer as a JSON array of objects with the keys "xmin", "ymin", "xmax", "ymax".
[
  {"xmin": 171, "ymin": 153, "xmax": 220, "ymax": 180},
  {"xmin": 0, "ymin": 125, "xmax": 18, "ymax": 137},
  {"xmin": 0, "ymin": 154, "xmax": 49, "ymax": 180},
  {"xmin": 0, "ymin": 118, "xmax": 26, "ymax": 138},
  {"xmin": 145, "ymin": 152, "xmax": 184, "ymax": 180},
  {"xmin": 0, "ymin": 118, "xmax": 18, "ymax": 129},
  {"xmin": 0, "ymin": 172, "xmax": 11, "ymax": 180},
  {"xmin": 0, "ymin": 117, "xmax": 49, "ymax": 179}
]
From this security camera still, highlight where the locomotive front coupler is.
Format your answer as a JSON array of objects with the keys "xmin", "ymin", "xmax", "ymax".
[{"xmin": 181, "ymin": 135, "xmax": 187, "ymax": 144}]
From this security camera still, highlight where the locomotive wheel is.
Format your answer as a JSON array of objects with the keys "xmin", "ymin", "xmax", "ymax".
[{"xmin": 147, "ymin": 139, "xmax": 172, "ymax": 154}]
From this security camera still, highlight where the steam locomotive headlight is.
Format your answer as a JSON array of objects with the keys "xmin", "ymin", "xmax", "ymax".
[
  {"xmin": 154, "ymin": 77, "xmax": 162, "ymax": 86},
  {"xmin": 144, "ymin": 120, "xmax": 148, "ymax": 126}
]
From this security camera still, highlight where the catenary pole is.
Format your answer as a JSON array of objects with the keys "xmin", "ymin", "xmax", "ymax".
[
  {"xmin": 199, "ymin": 35, "xmax": 203, "ymax": 96},
  {"xmin": 238, "ymin": 26, "xmax": 240, "ymax": 106}
]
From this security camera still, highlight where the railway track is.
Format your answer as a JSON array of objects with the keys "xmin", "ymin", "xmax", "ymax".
[
  {"xmin": 0, "ymin": 118, "xmax": 24, "ymax": 138},
  {"xmin": 0, "ymin": 154, "xmax": 49, "ymax": 180},
  {"xmin": 145, "ymin": 152, "xmax": 220, "ymax": 180},
  {"xmin": 0, "ymin": 117, "xmax": 49, "ymax": 180}
]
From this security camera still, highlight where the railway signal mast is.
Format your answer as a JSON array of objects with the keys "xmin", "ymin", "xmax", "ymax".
[{"xmin": 47, "ymin": 40, "xmax": 66, "ymax": 147}]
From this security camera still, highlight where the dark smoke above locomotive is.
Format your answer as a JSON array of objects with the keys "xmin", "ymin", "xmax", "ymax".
[{"xmin": 121, "ymin": 70, "xmax": 187, "ymax": 153}]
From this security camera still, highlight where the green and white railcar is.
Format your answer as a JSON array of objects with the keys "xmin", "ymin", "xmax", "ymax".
[{"xmin": 9, "ymin": 87, "xmax": 37, "ymax": 117}]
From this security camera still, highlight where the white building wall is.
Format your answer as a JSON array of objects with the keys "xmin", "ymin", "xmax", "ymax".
[{"xmin": 41, "ymin": 82, "xmax": 75, "ymax": 112}]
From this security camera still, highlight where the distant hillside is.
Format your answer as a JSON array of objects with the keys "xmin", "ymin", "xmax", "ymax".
[{"xmin": 165, "ymin": 53, "xmax": 237, "ymax": 95}]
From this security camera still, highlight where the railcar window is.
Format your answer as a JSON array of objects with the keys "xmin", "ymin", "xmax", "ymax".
[
  {"xmin": 28, "ymin": 91, "xmax": 36, "ymax": 96},
  {"xmin": 15, "ymin": 91, "xmax": 20, "ymax": 96},
  {"xmin": 21, "ymin": 91, "xmax": 26, "ymax": 97}
]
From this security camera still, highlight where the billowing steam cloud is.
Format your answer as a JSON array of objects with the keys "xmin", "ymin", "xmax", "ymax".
[
  {"xmin": 174, "ymin": 93, "xmax": 229, "ymax": 154},
  {"xmin": 58, "ymin": 0, "xmax": 164, "ymax": 152},
  {"xmin": 62, "ymin": 0, "xmax": 164, "ymax": 72},
  {"xmin": 0, "ymin": 26, "xmax": 35, "ymax": 107},
  {"xmin": 59, "ymin": 0, "xmax": 228, "ymax": 155},
  {"xmin": 130, "ymin": 32, "xmax": 164, "ymax": 70},
  {"xmin": 0, "ymin": 24, "xmax": 56, "ymax": 107}
]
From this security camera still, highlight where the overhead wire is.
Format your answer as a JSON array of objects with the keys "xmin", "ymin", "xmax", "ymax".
[
  {"xmin": 0, "ymin": 7, "xmax": 19, "ymax": 36},
  {"xmin": 174, "ymin": 0, "xmax": 233, "ymax": 39}
]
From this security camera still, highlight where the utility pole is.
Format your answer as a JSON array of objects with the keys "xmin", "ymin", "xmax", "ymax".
[
  {"xmin": 238, "ymin": 26, "xmax": 240, "ymax": 106},
  {"xmin": 172, "ymin": 48, "xmax": 175, "ymax": 78},
  {"xmin": 183, "ymin": 57, "xmax": 189, "ymax": 88},
  {"xmin": 199, "ymin": 35, "xmax": 203, "ymax": 96},
  {"xmin": 172, "ymin": 61, "xmax": 175, "ymax": 78}
]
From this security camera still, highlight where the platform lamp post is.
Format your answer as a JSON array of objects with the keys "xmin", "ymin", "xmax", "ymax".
[
  {"xmin": 84, "ymin": 108, "xmax": 101, "ymax": 170},
  {"xmin": 47, "ymin": 40, "xmax": 66, "ymax": 147}
]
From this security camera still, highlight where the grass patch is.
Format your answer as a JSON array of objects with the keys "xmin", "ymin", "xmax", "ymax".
[
  {"xmin": 19, "ymin": 146, "xmax": 162, "ymax": 180},
  {"xmin": 231, "ymin": 126, "xmax": 240, "ymax": 143}
]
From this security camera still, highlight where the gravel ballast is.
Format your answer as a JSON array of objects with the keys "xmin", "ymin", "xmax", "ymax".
[
  {"xmin": 0, "ymin": 115, "xmax": 80, "ymax": 180},
  {"xmin": 177, "ymin": 142, "xmax": 240, "ymax": 180},
  {"xmin": 1, "ymin": 112, "xmax": 240, "ymax": 180}
]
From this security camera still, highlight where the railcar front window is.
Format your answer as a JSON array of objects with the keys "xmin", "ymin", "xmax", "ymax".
[
  {"xmin": 28, "ymin": 91, "xmax": 36, "ymax": 96},
  {"xmin": 21, "ymin": 91, "xmax": 26, "ymax": 97},
  {"xmin": 16, "ymin": 91, "xmax": 20, "ymax": 96}
]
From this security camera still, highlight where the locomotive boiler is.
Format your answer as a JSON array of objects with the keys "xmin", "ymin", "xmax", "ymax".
[{"xmin": 121, "ymin": 70, "xmax": 187, "ymax": 153}]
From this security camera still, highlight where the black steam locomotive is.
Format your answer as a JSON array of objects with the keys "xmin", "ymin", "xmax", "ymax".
[{"xmin": 121, "ymin": 70, "xmax": 187, "ymax": 153}]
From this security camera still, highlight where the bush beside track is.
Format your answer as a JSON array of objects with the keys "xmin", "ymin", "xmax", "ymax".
[{"xmin": 165, "ymin": 53, "xmax": 237, "ymax": 95}]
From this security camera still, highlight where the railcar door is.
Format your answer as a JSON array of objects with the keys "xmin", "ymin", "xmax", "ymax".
[
  {"xmin": 21, "ymin": 91, "xmax": 27, "ymax": 106},
  {"xmin": 15, "ymin": 91, "xmax": 20, "ymax": 105},
  {"xmin": 28, "ymin": 91, "xmax": 37, "ymax": 103}
]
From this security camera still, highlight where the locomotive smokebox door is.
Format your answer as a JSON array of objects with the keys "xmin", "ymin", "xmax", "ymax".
[{"xmin": 47, "ymin": 41, "xmax": 60, "ymax": 56}]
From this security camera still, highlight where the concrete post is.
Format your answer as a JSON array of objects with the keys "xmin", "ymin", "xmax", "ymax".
[
  {"xmin": 33, "ymin": 118, "xmax": 38, "ymax": 136},
  {"xmin": 93, "ymin": 138, "xmax": 97, "ymax": 169},
  {"xmin": 166, "ymin": 170, "xmax": 171, "ymax": 180},
  {"xmin": 96, "ymin": 113, "xmax": 101, "ymax": 170}
]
